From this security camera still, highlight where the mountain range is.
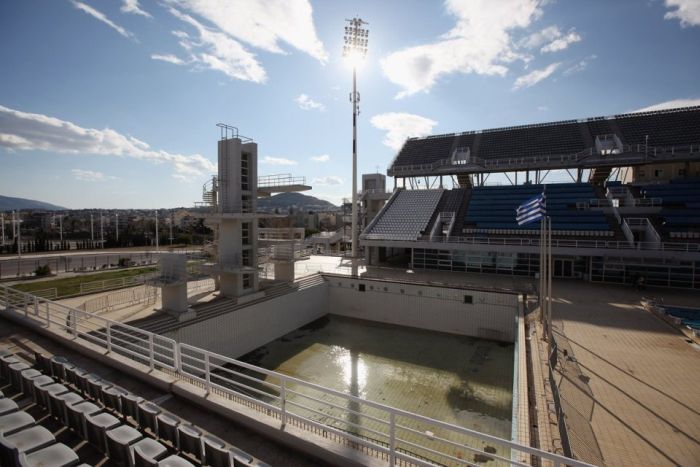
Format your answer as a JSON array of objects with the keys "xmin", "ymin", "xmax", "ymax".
[{"xmin": 0, "ymin": 195, "xmax": 67, "ymax": 211}]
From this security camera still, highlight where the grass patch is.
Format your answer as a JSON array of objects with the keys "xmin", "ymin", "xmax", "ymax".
[{"xmin": 11, "ymin": 266, "xmax": 157, "ymax": 297}]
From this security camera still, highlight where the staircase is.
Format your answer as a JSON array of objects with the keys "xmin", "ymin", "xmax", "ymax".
[{"xmin": 127, "ymin": 275, "xmax": 327, "ymax": 335}]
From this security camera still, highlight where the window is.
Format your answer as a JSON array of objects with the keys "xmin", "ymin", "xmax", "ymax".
[
  {"xmin": 242, "ymin": 223, "xmax": 251, "ymax": 246},
  {"xmin": 654, "ymin": 169, "xmax": 664, "ymax": 178},
  {"xmin": 464, "ymin": 295, "xmax": 473, "ymax": 304},
  {"xmin": 638, "ymin": 169, "xmax": 645, "ymax": 177},
  {"xmin": 679, "ymin": 168, "xmax": 686, "ymax": 176},
  {"xmin": 359, "ymin": 284, "xmax": 366, "ymax": 292},
  {"xmin": 243, "ymin": 274, "xmax": 252, "ymax": 289}
]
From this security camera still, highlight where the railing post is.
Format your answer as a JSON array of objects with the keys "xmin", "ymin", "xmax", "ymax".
[
  {"xmin": 280, "ymin": 378, "xmax": 287, "ymax": 428},
  {"xmin": 45, "ymin": 302, "xmax": 50, "ymax": 327},
  {"xmin": 173, "ymin": 343, "xmax": 181, "ymax": 373},
  {"xmin": 106, "ymin": 322, "xmax": 112, "ymax": 353},
  {"xmin": 148, "ymin": 334, "xmax": 155, "ymax": 370},
  {"xmin": 204, "ymin": 353, "xmax": 211, "ymax": 394},
  {"xmin": 389, "ymin": 411, "xmax": 396, "ymax": 465}
]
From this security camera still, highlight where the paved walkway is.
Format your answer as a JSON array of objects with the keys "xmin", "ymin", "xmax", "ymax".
[{"xmin": 550, "ymin": 281, "xmax": 700, "ymax": 467}]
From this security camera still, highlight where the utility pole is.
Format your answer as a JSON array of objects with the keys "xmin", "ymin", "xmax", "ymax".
[
  {"xmin": 115, "ymin": 213, "xmax": 119, "ymax": 243},
  {"xmin": 58, "ymin": 214, "xmax": 63, "ymax": 242},
  {"xmin": 100, "ymin": 212, "xmax": 104, "ymax": 248},
  {"xmin": 155, "ymin": 210, "xmax": 159, "ymax": 252},
  {"xmin": 90, "ymin": 213, "xmax": 94, "ymax": 244},
  {"xmin": 1, "ymin": 212, "xmax": 4, "ymax": 246},
  {"xmin": 169, "ymin": 213, "xmax": 174, "ymax": 245}
]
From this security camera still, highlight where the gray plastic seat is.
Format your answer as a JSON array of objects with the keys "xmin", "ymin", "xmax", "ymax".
[
  {"xmin": 0, "ymin": 355, "xmax": 20, "ymax": 381},
  {"xmin": 66, "ymin": 401, "xmax": 101, "ymax": 437},
  {"xmin": 19, "ymin": 369, "xmax": 42, "ymax": 398},
  {"xmin": 49, "ymin": 356, "xmax": 70, "ymax": 381},
  {"xmin": 8, "ymin": 362, "xmax": 31, "ymax": 392},
  {"xmin": 86, "ymin": 376, "xmax": 111, "ymax": 402},
  {"xmin": 157, "ymin": 455, "xmax": 195, "ymax": 467},
  {"xmin": 228, "ymin": 446, "xmax": 255, "ymax": 466},
  {"xmin": 32, "ymin": 352, "xmax": 51, "ymax": 375},
  {"xmin": 17, "ymin": 442, "xmax": 80, "ymax": 467},
  {"xmin": 0, "ymin": 398, "xmax": 19, "ymax": 416},
  {"xmin": 49, "ymin": 391, "xmax": 83, "ymax": 425},
  {"xmin": 176, "ymin": 424, "xmax": 202, "ymax": 461},
  {"xmin": 132, "ymin": 437, "xmax": 168, "ymax": 467},
  {"xmin": 36, "ymin": 383, "xmax": 68, "ymax": 409},
  {"xmin": 64, "ymin": 366, "xmax": 88, "ymax": 389},
  {"xmin": 30, "ymin": 376, "xmax": 55, "ymax": 404},
  {"xmin": 119, "ymin": 393, "xmax": 144, "ymax": 424},
  {"xmin": 202, "ymin": 434, "xmax": 229, "ymax": 467},
  {"xmin": 1, "ymin": 425, "xmax": 56, "ymax": 467},
  {"xmin": 137, "ymin": 401, "xmax": 161, "ymax": 435},
  {"xmin": 0, "ymin": 411, "xmax": 35, "ymax": 436},
  {"xmin": 156, "ymin": 412, "xmax": 180, "ymax": 448},
  {"xmin": 101, "ymin": 385, "xmax": 128, "ymax": 412},
  {"xmin": 105, "ymin": 424, "xmax": 143, "ymax": 466},
  {"xmin": 85, "ymin": 412, "xmax": 120, "ymax": 453}
]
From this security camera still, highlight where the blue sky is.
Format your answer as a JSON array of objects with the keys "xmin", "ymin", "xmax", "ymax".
[{"xmin": 1, "ymin": 0, "xmax": 699, "ymax": 209}]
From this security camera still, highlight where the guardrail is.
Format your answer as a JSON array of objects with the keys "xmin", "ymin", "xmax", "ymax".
[
  {"xmin": 80, "ymin": 274, "xmax": 151, "ymax": 295},
  {"xmin": 258, "ymin": 174, "xmax": 307, "ymax": 188},
  {"xmin": 79, "ymin": 285, "xmax": 158, "ymax": 315},
  {"xmin": 365, "ymin": 235, "xmax": 700, "ymax": 253},
  {"xmin": 32, "ymin": 288, "xmax": 58, "ymax": 300},
  {"xmin": 0, "ymin": 285, "xmax": 594, "ymax": 467}
]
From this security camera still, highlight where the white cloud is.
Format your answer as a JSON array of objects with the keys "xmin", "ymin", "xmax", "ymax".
[
  {"xmin": 563, "ymin": 54, "xmax": 596, "ymax": 76},
  {"xmin": 540, "ymin": 30, "xmax": 581, "ymax": 53},
  {"xmin": 167, "ymin": 0, "xmax": 327, "ymax": 63},
  {"xmin": 520, "ymin": 26, "xmax": 581, "ymax": 53},
  {"xmin": 370, "ymin": 113, "xmax": 438, "ymax": 151},
  {"xmin": 71, "ymin": 1, "xmax": 134, "ymax": 39},
  {"xmin": 260, "ymin": 156, "xmax": 297, "ymax": 165},
  {"xmin": 121, "ymin": 0, "xmax": 151, "ymax": 18},
  {"xmin": 380, "ymin": 0, "xmax": 543, "ymax": 98},
  {"xmin": 167, "ymin": 7, "xmax": 266, "ymax": 83},
  {"xmin": 632, "ymin": 98, "xmax": 700, "ymax": 112},
  {"xmin": 295, "ymin": 94, "xmax": 325, "ymax": 111},
  {"xmin": 513, "ymin": 62, "xmax": 560, "ymax": 90},
  {"xmin": 312, "ymin": 176, "xmax": 343, "ymax": 186},
  {"xmin": 71, "ymin": 169, "xmax": 117, "ymax": 182},
  {"xmin": 537, "ymin": 105, "xmax": 549, "ymax": 111},
  {"xmin": 0, "ymin": 105, "xmax": 215, "ymax": 181},
  {"xmin": 310, "ymin": 154, "xmax": 330, "ymax": 162},
  {"xmin": 151, "ymin": 54, "xmax": 187, "ymax": 65},
  {"xmin": 664, "ymin": 0, "xmax": 700, "ymax": 27}
]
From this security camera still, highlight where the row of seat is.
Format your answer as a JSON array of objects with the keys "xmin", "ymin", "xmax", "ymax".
[
  {"xmin": 390, "ymin": 106, "xmax": 700, "ymax": 169},
  {"xmin": 462, "ymin": 228, "xmax": 615, "ymax": 237},
  {"xmin": 2, "ymin": 348, "xmax": 267, "ymax": 467}
]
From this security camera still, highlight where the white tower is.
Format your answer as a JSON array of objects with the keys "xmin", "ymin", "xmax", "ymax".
[{"xmin": 204, "ymin": 124, "xmax": 260, "ymax": 298}]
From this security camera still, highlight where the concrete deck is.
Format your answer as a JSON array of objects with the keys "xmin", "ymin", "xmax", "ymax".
[{"xmin": 550, "ymin": 281, "xmax": 700, "ymax": 467}]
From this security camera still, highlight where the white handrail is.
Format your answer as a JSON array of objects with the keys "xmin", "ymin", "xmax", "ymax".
[{"xmin": 0, "ymin": 284, "xmax": 595, "ymax": 467}]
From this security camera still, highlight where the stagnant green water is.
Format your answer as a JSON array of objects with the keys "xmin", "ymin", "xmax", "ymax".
[{"xmin": 240, "ymin": 315, "xmax": 514, "ymax": 465}]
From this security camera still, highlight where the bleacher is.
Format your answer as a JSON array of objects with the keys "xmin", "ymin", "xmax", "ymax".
[
  {"xmin": 390, "ymin": 105, "xmax": 700, "ymax": 170},
  {"xmin": 639, "ymin": 179, "xmax": 700, "ymax": 239},
  {"xmin": 0, "ymin": 347, "xmax": 267, "ymax": 467},
  {"xmin": 363, "ymin": 189, "xmax": 443, "ymax": 240},
  {"xmin": 464, "ymin": 183, "xmax": 613, "ymax": 236}
]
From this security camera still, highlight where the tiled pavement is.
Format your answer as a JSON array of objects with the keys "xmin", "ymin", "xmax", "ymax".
[{"xmin": 550, "ymin": 281, "xmax": 700, "ymax": 467}]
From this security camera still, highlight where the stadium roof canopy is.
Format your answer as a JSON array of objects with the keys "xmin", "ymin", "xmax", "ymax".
[{"xmin": 388, "ymin": 106, "xmax": 700, "ymax": 177}]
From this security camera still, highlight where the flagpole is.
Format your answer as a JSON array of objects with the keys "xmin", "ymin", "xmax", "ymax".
[
  {"xmin": 547, "ymin": 216, "xmax": 553, "ymax": 345},
  {"xmin": 540, "ymin": 217, "xmax": 545, "ymax": 328}
]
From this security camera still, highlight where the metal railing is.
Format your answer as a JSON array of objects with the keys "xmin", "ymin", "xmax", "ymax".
[
  {"xmin": 79, "ymin": 285, "xmax": 158, "ymax": 315},
  {"xmin": 80, "ymin": 274, "xmax": 152, "ymax": 295},
  {"xmin": 258, "ymin": 174, "xmax": 307, "ymax": 188},
  {"xmin": 366, "ymin": 235, "xmax": 700, "ymax": 252},
  {"xmin": 0, "ymin": 285, "xmax": 594, "ymax": 467}
]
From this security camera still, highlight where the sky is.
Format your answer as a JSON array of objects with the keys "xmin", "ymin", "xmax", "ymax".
[{"xmin": 1, "ymin": 0, "xmax": 699, "ymax": 209}]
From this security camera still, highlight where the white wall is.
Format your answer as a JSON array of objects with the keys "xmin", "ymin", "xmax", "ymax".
[
  {"xmin": 327, "ymin": 277, "xmax": 519, "ymax": 342},
  {"xmin": 166, "ymin": 283, "xmax": 328, "ymax": 358}
]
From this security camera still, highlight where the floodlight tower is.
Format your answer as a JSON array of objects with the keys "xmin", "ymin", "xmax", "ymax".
[{"xmin": 343, "ymin": 17, "xmax": 369, "ymax": 260}]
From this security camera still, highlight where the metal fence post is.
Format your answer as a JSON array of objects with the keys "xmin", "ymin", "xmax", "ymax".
[
  {"xmin": 204, "ymin": 353, "xmax": 211, "ymax": 394},
  {"xmin": 148, "ymin": 334, "xmax": 155, "ymax": 370},
  {"xmin": 173, "ymin": 343, "xmax": 180, "ymax": 373},
  {"xmin": 389, "ymin": 411, "xmax": 396, "ymax": 465},
  {"xmin": 106, "ymin": 322, "xmax": 112, "ymax": 353},
  {"xmin": 280, "ymin": 378, "xmax": 287, "ymax": 427}
]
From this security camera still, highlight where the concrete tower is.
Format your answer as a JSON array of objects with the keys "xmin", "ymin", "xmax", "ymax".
[{"xmin": 204, "ymin": 125, "xmax": 260, "ymax": 298}]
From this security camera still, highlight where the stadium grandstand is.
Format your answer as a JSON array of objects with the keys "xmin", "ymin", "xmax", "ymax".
[{"xmin": 362, "ymin": 105, "xmax": 700, "ymax": 289}]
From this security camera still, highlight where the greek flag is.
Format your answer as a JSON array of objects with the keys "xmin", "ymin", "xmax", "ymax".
[{"xmin": 516, "ymin": 193, "xmax": 546, "ymax": 225}]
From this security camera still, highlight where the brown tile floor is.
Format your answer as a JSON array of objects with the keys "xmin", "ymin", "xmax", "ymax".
[{"xmin": 549, "ymin": 281, "xmax": 700, "ymax": 467}]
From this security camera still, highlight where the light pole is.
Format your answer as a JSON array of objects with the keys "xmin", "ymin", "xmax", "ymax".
[
  {"xmin": 115, "ymin": 214, "xmax": 119, "ymax": 243},
  {"xmin": 100, "ymin": 212, "xmax": 104, "ymax": 248},
  {"xmin": 155, "ymin": 210, "xmax": 159, "ymax": 252},
  {"xmin": 343, "ymin": 17, "xmax": 369, "ymax": 260}
]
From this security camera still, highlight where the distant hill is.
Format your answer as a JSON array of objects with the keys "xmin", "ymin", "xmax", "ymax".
[
  {"xmin": 257, "ymin": 192, "xmax": 337, "ymax": 212},
  {"xmin": 0, "ymin": 195, "xmax": 66, "ymax": 211}
]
